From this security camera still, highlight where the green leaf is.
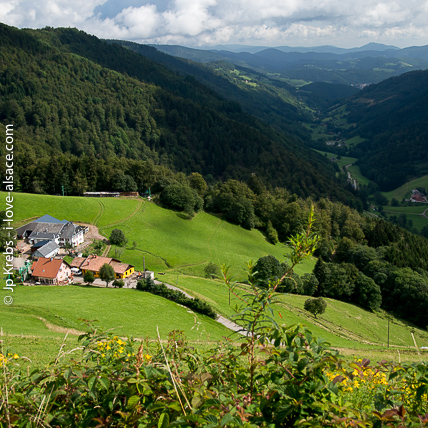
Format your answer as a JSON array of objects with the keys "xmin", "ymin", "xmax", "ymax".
[
  {"xmin": 205, "ymin": 415, "xmax": 218, "ymax": 423},
  {"xmin": 87, "ymin": 375, "xmax": 97, "ymax": 391},
  {"xmin": 191, "ymin": 395, "xmax": 202, "ymax": 409},
  {"xmin": 99, "ymin": 376, "xmax": 110, "ymax": 390},
  {"xmin": 158, "ymin": 412, "xmax": 170, "ymax": 428},
  {"xmin": 127, "ymin": 395, "xmax": 140, "ymax": 410},
  {"xmin": 221, "ymin": 413, "xmax": 234, "ymax": 427}
]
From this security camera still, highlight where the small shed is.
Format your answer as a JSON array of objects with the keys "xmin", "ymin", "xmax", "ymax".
[{"xmin": 32, "ymin": 241, "xmax": 60, "ymax": 259}]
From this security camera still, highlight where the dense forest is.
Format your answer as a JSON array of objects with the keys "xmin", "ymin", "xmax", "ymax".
[
  {"xmin": 327, "ymin": 70, "xmax": 428, "ymax": 190},
  {"xmin": 0, "ymin": 24, "xmax": 357, "ymax": 204}
]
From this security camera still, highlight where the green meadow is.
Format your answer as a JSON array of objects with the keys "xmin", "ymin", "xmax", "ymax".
[
  {"xmin": 314, "ymin": 150, "xmax": 358, "ymax": 169},
  {"xmin": 12, "ymin": 192, "xmax": 292, "ymax": 279},
  {"xmin": 161, "ymin": 273, "xmax": 428, "ymax": 351},
  {"xmin": 379, "ymin": 176, "xmax": 428, "ymax": 232},
  {"xmin": 3, "ymin": 192, "xmax": 428, "ymax": 366}
]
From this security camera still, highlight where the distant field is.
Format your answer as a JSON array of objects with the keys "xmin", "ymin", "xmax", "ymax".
[
  {"xmin": 383, "ymin": 206, "xmax": 427, "ymax": 214},
  {"xmin": 346, "ymin": 136, "xmax": 366, "ymax": 147},
  {"xmin": 314, "ymin": 150, "xmax": 357, "ymax": 168},
  {"xmin": 382, "ymin": 205, "xmax": 428, "ymax": 232},
  {"xmin": 382, "ymin": 174, "xmax": 428, "ymax": 201},
  {"xmin": 347, "ymin": 164, "xmax": 371, "ymax": 186},
  {"xmin": 380, "ymin": 176, "xmax": 428, "ymax": 232}
]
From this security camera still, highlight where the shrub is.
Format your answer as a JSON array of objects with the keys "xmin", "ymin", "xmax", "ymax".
[
  {"xmin": 204, "ymin": 262, "xmax": 220, "ymax": 279},
  {"xmin": 136, "ymin": 279, "xmax": 217, "ymax": 319},
  {"xmin": 113, "ymin": 279, "xmax": 125, "ymax": 288},
  {"xmin": 160, "ymin": 183, "xmax": 203, "ymax": 216},
  {"xmin": 109, "ymin": 228, "xmax": 127, "ymax": 246},
  {"xmin": 304, "ymin": 297, "xmax": 327, "ymax": 318}
]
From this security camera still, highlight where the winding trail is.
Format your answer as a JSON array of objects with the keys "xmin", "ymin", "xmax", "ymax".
[{"xmin": 152, "ymin": 279, "xmax": 245, "ymax": 335}]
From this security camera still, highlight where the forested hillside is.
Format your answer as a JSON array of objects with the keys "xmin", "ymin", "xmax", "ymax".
[
  {"xmin": 0, "ymin": 24, "xmax": 355, "ymax": 202},
  {"xmin": 330, "ymin": 70, "xmax": 428, "ymax": 190},
  {"xmin": 107, "ymin": 39, "xmax": 313, "ymax": 136},
  {"xmin": 1, "ymin": 24, "xmax": 428, "ymax": 329}
]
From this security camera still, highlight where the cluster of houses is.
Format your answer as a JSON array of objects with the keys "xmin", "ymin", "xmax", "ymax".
[
  {"xmin": 16, "ymin": 214, "xmax": 135, "ymax": 286},
  {"xmin": 30, "ymin": 255, "xmax": 135, "ymax": 285},
  {"xmin": 16, "ymin": 214, "xmax": 86, "ymax": 258}
]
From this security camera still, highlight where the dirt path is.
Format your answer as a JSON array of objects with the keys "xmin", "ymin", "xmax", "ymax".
[
  {"xmin": 33, "ymin": 316, "xmax": 85, "ymax": 336},
  {"xmin": 78, "ymin": 223, "xmax": 107, "ymax": 241}
]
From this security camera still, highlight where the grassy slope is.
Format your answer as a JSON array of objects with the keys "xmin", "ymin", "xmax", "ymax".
[
  {"xmin": 13, "ymin": 193, "xmax": 292, "ymax": 279},
  {"xmin": 1, "ymin": 285, "xmax": 230, "ymax": 341},
  {"xmin": 161, "ymin": 273, "xmax": 428, "ymax": 350},
  {"xmin": 100, "ymin": 198, "xmax": 297, "ymax": 279},
  {"xmin": 5, "ymin": 192, "xmax": 428, "ymax": 364}
]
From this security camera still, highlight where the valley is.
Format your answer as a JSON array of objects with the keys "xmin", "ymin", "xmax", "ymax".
[{"xmin": 1, "ymin": 23, "xmax": 428, "ymax": 425}]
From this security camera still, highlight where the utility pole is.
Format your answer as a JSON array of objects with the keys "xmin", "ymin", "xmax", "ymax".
[{"xmin": 388, "ymin": 317, "xmax": 390, "ymax": 348}]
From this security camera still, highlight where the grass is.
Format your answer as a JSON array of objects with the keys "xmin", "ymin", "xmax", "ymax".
[
  {"xmin": 157, "ymin": 272, "xmax": 428, "ymax": 354},
  {"xmin": 378, "ymin": 176, "xmax": 428, "ymax": 232},
  {"xmin": 313, "ymin": 150, "xmax": 372, "ymax": 186},
  {"xmin": 101, "ymin": 200, "xmax": 296, "ymax": 280},
  {"xmin": 314, "ymin": 150, "xmax": 357, "ymax": 168},
  {"xmin": 10, "ymin": 192, "xmax": 295, "ymax": 280},
  {"xmin": 346, "ymin": 136, "xmax": 366, "ymax": 147},
  {"xmin": 347, "ymin": 164, "xmax": 371, "ymax": 186},
  {"xmin": 382, "ymin": 174, "xmax": 428, "ymax": 201},
  {"xmin": 0, "ymin": 285, "xmax": 233, "ymax": 341},
  {"xmin": 6, "ymin": 192, "xmax": 428, "ymax": 365}
]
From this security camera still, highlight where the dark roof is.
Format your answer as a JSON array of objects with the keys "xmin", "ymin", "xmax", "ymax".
[
  {"xmin": 31, "ymin": 240, "xmax": 50, "ymax": 249},
  {"xmin": 28, "ymin": 222, "xmax": 64, "ymax": 240},
  {"xmin": 33, "ymin": 241, "xmax": 59, "ymax": 258},
  {"xmin": 60, "ymin": 222, "xmax": 83, "ymax": 239},
  {"xmin": 34, "ymin": 214, "xmax": 67, "ymax": 224},
  {"xmin": 16, "ymin": 222, "xmax": 38, "ymax": 238}
]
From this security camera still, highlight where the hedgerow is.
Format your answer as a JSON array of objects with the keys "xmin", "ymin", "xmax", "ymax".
[{"xmin": 136, "ymin": 278, "xmax": 217, "ymax": 319}]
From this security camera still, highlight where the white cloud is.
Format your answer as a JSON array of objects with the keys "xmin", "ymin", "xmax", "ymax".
[
  {"xmin": 0, "ymin": 0, "xmax": 107, "ymax": 27},
  {"xmin": 1, "ymin": 0, "xmax": 428, "ymax": 47}
]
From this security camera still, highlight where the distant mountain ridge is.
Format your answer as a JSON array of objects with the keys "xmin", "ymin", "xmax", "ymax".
[
  {"xmin": 174, "ymin": 42, "xmax": 400, "ymax": 55},
  {"xmin": 153, "ymin": 43, "xmax": 428, "ymax": 85}
]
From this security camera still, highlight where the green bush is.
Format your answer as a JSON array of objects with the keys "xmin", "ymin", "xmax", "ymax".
[
  {"xmin": 109, "ymin": 228, "xmax": 127, "ymax": 246},
  {"xmin": 136, "ymin": 278, "xmax": 217, "ymax": 319}
]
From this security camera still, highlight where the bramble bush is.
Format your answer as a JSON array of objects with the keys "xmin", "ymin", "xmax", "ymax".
[{"xmin": 1, "ymin": 207, "xmax": 428, "ymax": 427}]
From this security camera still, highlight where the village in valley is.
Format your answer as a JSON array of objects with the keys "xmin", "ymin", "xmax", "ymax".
[{"xmin": 13, "ymin": 213, "xmax": 151, "ymax": 288}]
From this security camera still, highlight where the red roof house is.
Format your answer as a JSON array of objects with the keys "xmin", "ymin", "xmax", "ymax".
[{"xmin": 31, "ymin": 257, "xmax": 72, "ymax": 285}]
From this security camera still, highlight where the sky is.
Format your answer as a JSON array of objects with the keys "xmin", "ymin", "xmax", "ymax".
[{"xmin": 2, "ymin": 0, "xmax": 428, "ymax": 49}]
